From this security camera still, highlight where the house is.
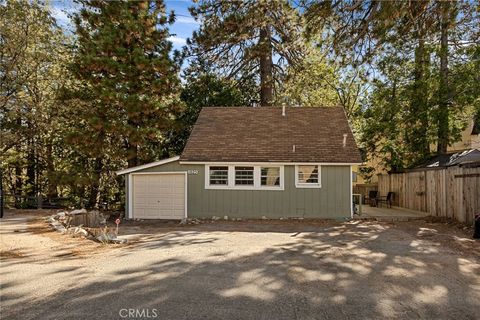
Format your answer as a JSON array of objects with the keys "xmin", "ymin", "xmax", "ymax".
[
  {"xmin": 117, "ymin": 106, "xmax": 362, "ymax": 220},
  {"xmin": 445, "ymin": 115, "xmax": 480, "ymax": 151},
  {"xmin": 413, "ymin": 149, "xmax": 480, "ymax": 169},
  {"xmin": 356, "ymin": 113, "xmax": 480, "ymax": 185}
]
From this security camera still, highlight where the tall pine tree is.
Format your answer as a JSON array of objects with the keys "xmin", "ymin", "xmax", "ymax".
[
  {"xmin": 305, "ymin": 0, "xmax": 479, "ymax": 167},
  {"xmin": 188, "ymin": 0, "xmax": 305, "ymax": 106},
  {"xmin": 72, "ymin": 0, "xmax": 181, "ymax": 169}
]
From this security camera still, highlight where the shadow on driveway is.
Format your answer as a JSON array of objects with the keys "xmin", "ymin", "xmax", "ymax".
[{"xmin": 1, "ymin": 217, "xmax": 479, "ymax": 319}]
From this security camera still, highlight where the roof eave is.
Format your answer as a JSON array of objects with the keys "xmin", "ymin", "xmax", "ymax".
[
  {"xmin": 179, "ymin": 160, "xmax": 362, "ymax": 165},
  {"xmin": 116, "ymin": 156, "xmax": 180, "ymax": 175}
]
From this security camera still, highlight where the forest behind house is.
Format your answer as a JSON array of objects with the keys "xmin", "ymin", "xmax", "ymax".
[{"xmin": 1, "ymin": 0, "xmax": 479, "ymax": 209}]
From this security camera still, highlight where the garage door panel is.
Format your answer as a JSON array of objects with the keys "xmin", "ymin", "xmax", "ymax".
[
  {"xmin": 159, "ymin": 190, "xmax": 183, "ymax": 197},
  {"xmin": 172, "ymin": 198, "xmax": 184, "ymax": 206},
  {"xmin": 132, "ymin": 174, "xmax": 185, "ymax": 220},
  {"xmin": 143, "ymin": 208, "xmax": 160, "ymax": 217},
  {"xmin": 135, "ymin": 198, "xmax": 158, "ymax": 207}
]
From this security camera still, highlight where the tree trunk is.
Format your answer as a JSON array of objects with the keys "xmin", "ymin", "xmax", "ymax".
[
  {"xmin": 15, "ymin": 164, "xmax": 22, "ymax": 195},
  {"xmin": 409, "ymin": 29, "xmax": 430, "ymax": 162},
  {"xmin": 127, "ymin": 118, "xmax": 138, "ymax": 168},
  {"xmin": 14, "ymin": 156, "xmax": 22, "ymax": 208},
  {"xmin": 88, "ymin": 157, "xmax": 103, "ymax": 209},
  {"xmin": 259, "ymin": 26, "xmax": 273, "ymax": 106},
  {"xmin": 14, "ymin": 118, "xmax": 22, "ymax": 207},
  {"xmin": 436, "ymin": 1, "xmax": 451, "ymax": 155},
  {"xmin": 26, "ymin": 138, "xmax": 36, "ymax": 197},
  {"xmin": 127, "ymin": 144, "xmax": 138, "ymax": 168},
  {"xmin": 45, "ymin": 142, "xmax": 58, "ymax": 199}
]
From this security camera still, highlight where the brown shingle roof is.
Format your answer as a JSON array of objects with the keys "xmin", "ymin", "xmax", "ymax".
[{"xmin": 180, "ymin": 106, "xmax": 362, "ymax": 163}]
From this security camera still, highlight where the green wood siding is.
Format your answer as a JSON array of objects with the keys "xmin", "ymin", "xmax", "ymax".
[{"xmin": 125, "ymin": 161, "xmax": 351, "ymax": 219}]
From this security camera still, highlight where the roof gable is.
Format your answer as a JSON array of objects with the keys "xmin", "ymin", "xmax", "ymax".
[
  {"xmin": 180, "ymin": 106, "xmax": 362, "ymax": 163},
  {"xmin": 116, "ymin": 156, "xmax": 180, "ymax": 175}
]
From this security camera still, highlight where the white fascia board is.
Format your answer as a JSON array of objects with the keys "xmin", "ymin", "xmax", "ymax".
[{"xmin": 116, "ymin": 156, "xmax": 180, "ymax": 175}]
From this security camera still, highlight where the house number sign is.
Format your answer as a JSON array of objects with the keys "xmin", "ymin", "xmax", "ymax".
[{"xmin": 188, "ymin": 169, "xmax": 199, "ymax": 175}]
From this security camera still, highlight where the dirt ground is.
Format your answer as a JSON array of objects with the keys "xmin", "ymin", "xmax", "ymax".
[{"xmin": 1, "ymin": 210, "xmax": 479, "ymax": 320}]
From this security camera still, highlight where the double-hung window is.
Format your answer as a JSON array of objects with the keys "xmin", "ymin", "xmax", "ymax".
[{"xmin": 296, "ymin": 165, "xmax": 321, "ymax": 188}]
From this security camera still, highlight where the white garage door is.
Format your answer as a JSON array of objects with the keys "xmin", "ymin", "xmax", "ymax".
[{"xmin": 132, "ymin": 173, "xmax": 186, "ymax": 219}]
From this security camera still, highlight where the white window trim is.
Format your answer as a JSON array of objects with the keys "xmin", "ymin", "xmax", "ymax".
[
  {"xmin": 207, "ymin": 165, "xmax": 229, "ymax": 187},
  {"xmin": 205, "ymin": 164, "xmax": 284, "ymax": 190},
  {"xmin": 295, "ymin": 165, "xmax": 322, "ymax": 188}
]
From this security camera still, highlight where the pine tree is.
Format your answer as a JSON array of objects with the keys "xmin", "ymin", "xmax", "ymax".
[
  {"xmin": 405, "ymin": 1, "xmax": 435, "ymax": 162},
  {"xmin": 1, "ymin": 0, "xmax": 70, "ymax": 202},
  {"xmin": 71, "ymin": 0, "xmax": 181, "ymax": 168},
  {"xmin": 305, "ymin": 0, "xmax": 479, "ymax": 167},
  {"xmin": 188, "ymin": 0, "xmax": 305, "ymax": 106},
  {"xmin": 277, "ymin": 48, "xmax": 338, "ymax": 107},
  {"xmin": 164, "ymin": 58, "xmax": 256, "ymax": 155}
]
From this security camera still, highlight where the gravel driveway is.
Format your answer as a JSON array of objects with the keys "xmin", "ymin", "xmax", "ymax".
[{"xmin": 1, "ymin": 212, "xmax": 479, "ymax": 320}]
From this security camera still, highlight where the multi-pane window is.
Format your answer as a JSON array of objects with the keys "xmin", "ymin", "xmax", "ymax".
[
  {"xmin": 297, "ymin": 165, "xmax": 319, "ymax": 185},
  {"xmin": 261, "ymin": 167, "xmax": 280, "ymax": 186},
  {"xmin": 205, "ymin": 165, "xmax": 284, "ymax": 189},
  {"xmin": 209, "ymin": 166, "xmax": 228, "ymax": 185},
  {"xmin": 235, "ymin": 166, "xmax": 254, "ymax": 185}
]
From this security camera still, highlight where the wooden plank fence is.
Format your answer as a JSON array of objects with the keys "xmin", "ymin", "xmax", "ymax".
[{"xmin": 378, "ymin": 165, "xmax": 480, "ymax": 225}]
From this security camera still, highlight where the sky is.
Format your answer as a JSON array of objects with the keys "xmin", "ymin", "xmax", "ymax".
[{"xmin": 49, "ymin": 0, "xmax": 199, "ymax": 53}]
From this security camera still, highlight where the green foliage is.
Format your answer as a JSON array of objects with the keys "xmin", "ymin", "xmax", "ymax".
[
  {"xmin": 188, "ymin": 0, "xmax": 305, "ymax": 105},
  {"xmin": 358, "ymin": 166, "xmax": 375, "ymax": 184},
  {"xmin": 70, "ymin": 0, "xmax": 181, "ymax": 167},
  {"xmin": 2, "ymin": 0, "xmax": 479, "ymax": 210},
  {"xmin": 1, "ymin": 0, "xmax": 67, "ymax": 151},
  {"xmin": 277, "ymin": 49, "xmax": 338, "ymax": 107},
  {"xmin": 358, "ymin": 58, "xmax": 410, "ymax": 171},
  {"xmin": 165, "ymin": 62, "xmax": 255, "ymax": 154},
  {"xmin": 0, "ymin": 0, "xmax": 71, "ymax": 199},
  {"xmin": 56, "ymin": 0, "xmax": 182, "ymax": 207},
  {"xmin": 2, "ymin": 0, "xmax": 183, "ymax": 209},
  {"xmin": 305, "ymin": 0, "xmax": 479, "ymax": 170}
]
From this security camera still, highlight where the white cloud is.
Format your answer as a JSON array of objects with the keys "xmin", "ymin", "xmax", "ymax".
[
  {"xmin": 176, "ymin": 16, "xmax": 199, "ymax": 25},
  {"xmin": 168, "ymin": 36, "xmax": 187, "ymax": 45}
]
